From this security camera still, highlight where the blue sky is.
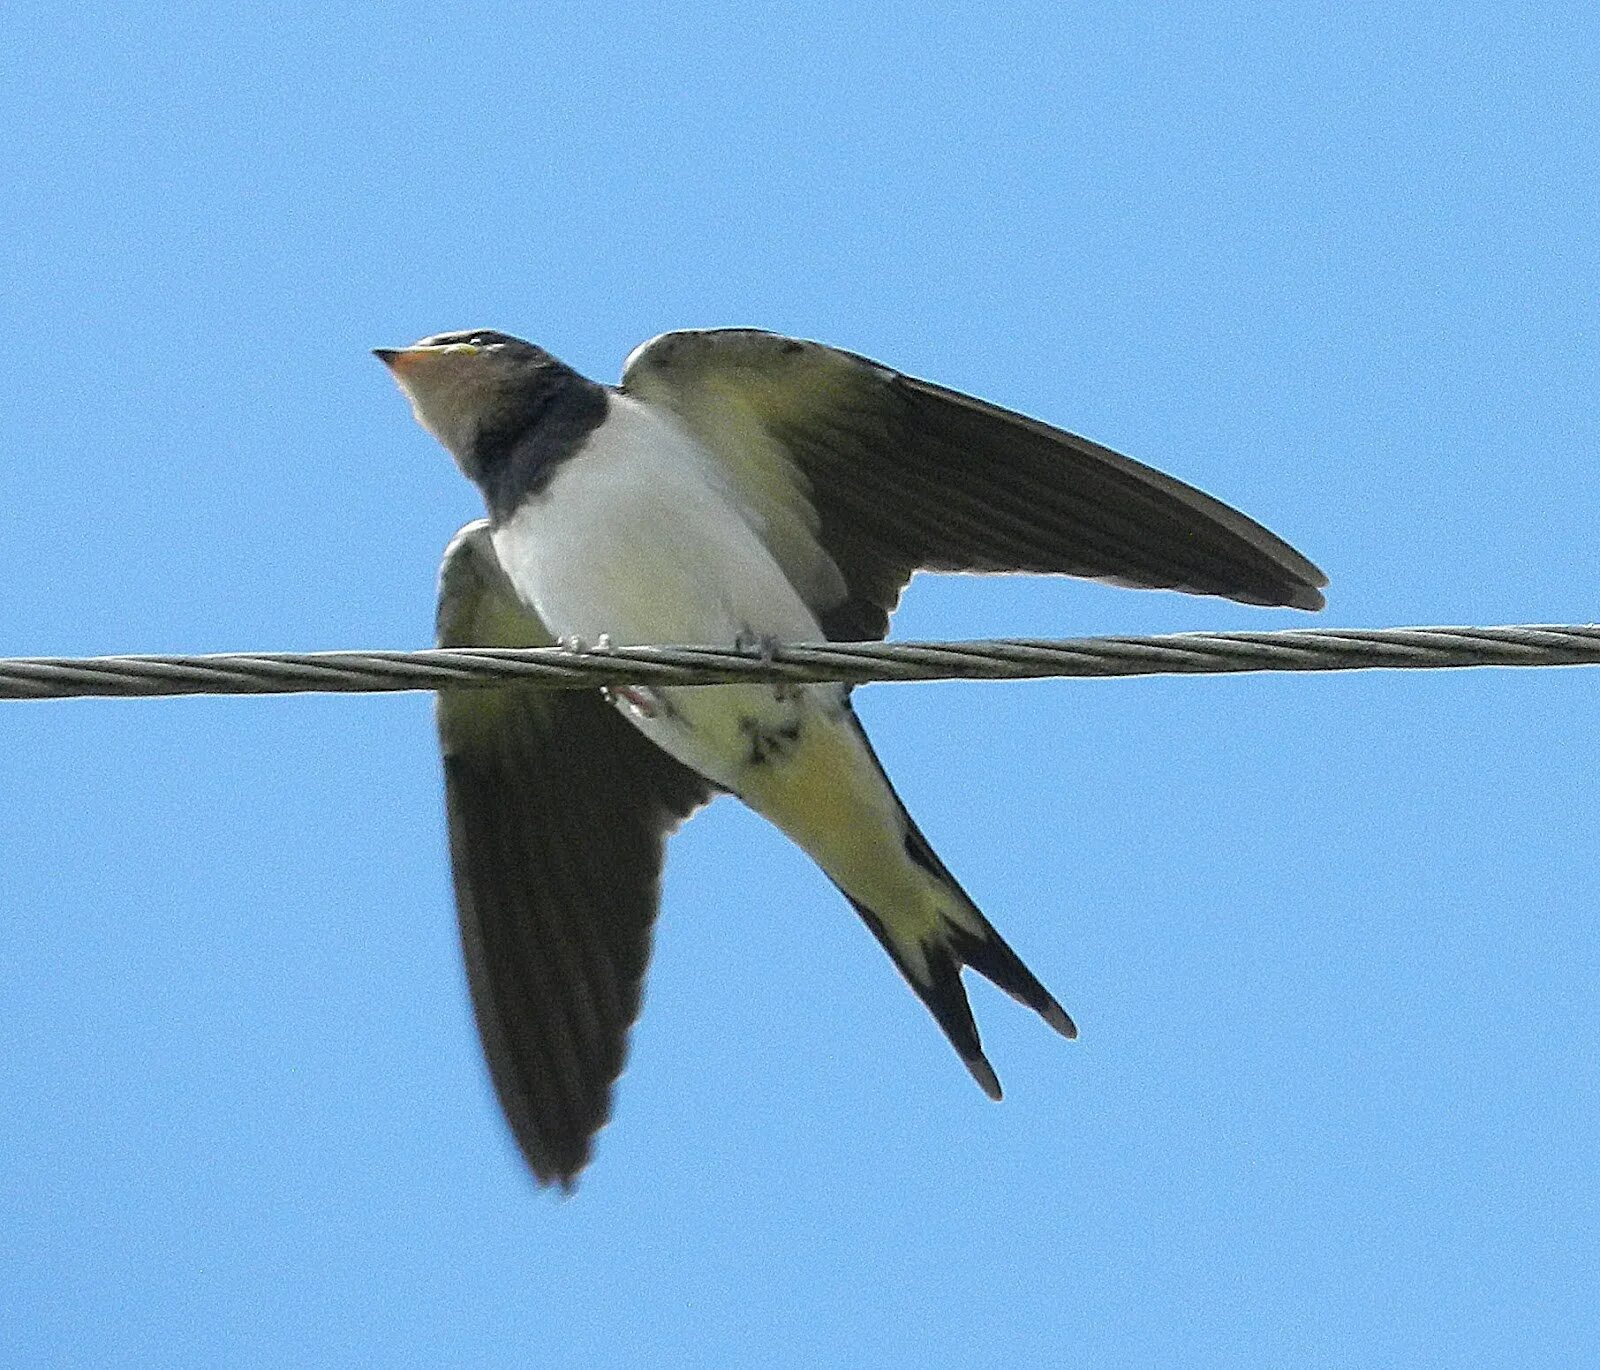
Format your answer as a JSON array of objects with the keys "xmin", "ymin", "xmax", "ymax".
[{"xmin": 3, "ymin": 3, "xmax": 1597, "ymax": 1365}]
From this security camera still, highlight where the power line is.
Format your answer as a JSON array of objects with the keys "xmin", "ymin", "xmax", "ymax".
[{"xmin": 1, "ymin": 624, "xmax": 1596, "ymax": 702}]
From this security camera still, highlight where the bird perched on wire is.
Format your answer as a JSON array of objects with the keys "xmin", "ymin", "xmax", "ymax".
[{"xmin": 375, "ymin": 327, "xmax": 1326, "ymax": 1189}]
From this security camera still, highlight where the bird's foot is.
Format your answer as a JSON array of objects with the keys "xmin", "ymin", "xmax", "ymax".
[
  {"xmin": 736, "ymin": 628, "xmax": 794, "ymax": 700},
  {"xmin": 560, "ymin": 633, "xmax": 617, "ymax": 654},
  {"xmin": 735, "ymin": 627, "xmax": 780, "ymax": 661}
]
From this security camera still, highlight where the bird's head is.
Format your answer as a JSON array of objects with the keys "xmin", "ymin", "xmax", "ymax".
[{"xmin": 374, "ymin": 330, "xmax": 577, "ymax": 480}]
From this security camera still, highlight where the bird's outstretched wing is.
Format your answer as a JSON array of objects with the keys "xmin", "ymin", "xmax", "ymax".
[
  {"xmin": 621, "ymin": 329, "xmax": 1327, "ymax": 641},
  {"xmin": 435, "ymin": 522, "xmax": 713, "ymax": 1188}
]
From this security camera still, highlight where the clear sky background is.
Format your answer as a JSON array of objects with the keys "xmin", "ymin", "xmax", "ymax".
[{"xmin": 3, "ymin": 4, "xmax": 1597, "ymax": 1366}]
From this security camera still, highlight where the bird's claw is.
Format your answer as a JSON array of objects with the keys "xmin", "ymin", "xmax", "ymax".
[
  {"xmin": 736, "ymin": 628, "xmax": 794, "ymax": 700},
  {"xmin": 587, "ymin": 635, "xmax": 641, "ymax": 711},
  {"xmin": 559, "ymin": 633, "xmax": 616, "ymax": 654},
  {"xmin": 735, "ymin": 628, "xmax": 779, "ymax": 661}
]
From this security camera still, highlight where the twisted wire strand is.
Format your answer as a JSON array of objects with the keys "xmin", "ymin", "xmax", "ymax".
[{"xmin": 0, "ymin": 624, "xmax": 1595, "ymax": 701}]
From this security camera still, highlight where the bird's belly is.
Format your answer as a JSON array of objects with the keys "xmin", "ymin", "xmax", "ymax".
[
  {"xmin": 490, "ymin": 408, "xmax": 836, "ymax": 794},
  {"xmin": 491, "ymin": 416, "xmax": 913, "ymax": 908},
  {"xmin": 624, "ymin": 676, "xmax": 913, "ymax": 919},
  {"xmin": 491, "ymin": 419, "xmax": 819, "ymax": 648}
]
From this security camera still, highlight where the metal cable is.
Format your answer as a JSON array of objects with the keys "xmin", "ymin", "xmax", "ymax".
[{"xmin": 0, "ymin": 624, "xmax": 1595, "ymax": 701}]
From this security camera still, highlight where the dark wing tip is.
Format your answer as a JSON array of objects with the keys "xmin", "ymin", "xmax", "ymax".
[
  {"xmin": 1229, "ymin": 575, "xmax": 1326, "ymax": 612},
  {"xmin": 1253, "ymin": 547, "xmax": 1328, "ymax": 612},
  {"xmin": 549, "ymin": 1163, "xmax": 586, "ymax": 1196},
  {"xmin": 1286, "ymin": 580, "xmax": 1328, "ymax": 612},
  {"xmin": 514, "ymin": 1115, "xmax": 598, "ymax": 1192}
]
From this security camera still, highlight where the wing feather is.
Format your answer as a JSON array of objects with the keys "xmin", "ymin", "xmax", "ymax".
[
  {"xmin": 621, "ymin": 329, "xmax": 1326, "ymax": 640},
  {"xmin": 435, "ymin": 522, "xmax": 712, "ymax": 1187}
]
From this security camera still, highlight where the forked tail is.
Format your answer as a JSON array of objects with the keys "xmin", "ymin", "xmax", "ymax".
[{"xmin": 836, "ymin": 707, "xmax": 1076, "ymax": 1096}]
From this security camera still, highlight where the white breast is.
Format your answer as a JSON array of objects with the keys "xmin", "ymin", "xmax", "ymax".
[{"xmin": 490, "ymin": 395, "xmax": 824, "ymax": 647}]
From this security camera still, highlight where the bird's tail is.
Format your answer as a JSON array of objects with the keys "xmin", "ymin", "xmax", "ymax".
[{"xmin": 838, "ymin": 716, "xmax": 1076, "ymax": 1099}]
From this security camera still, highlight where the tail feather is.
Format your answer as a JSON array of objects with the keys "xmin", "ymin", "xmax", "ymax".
[
  {"xmin": 832, "ymin": 700, "xmax": 1076, "ymax": 1095},
  {"xmin": 900, "ymin": 817, "xmax": 1078, "ymax": 1041},
  {"xmin": 841, "ymin": 891, "xmax": 1005, "ymax": 1099},
  {"xmin": 841, "ymin": 885, "xmax": 1076, "ymax": 1098},
  {"xmin": 944, "ymin": 918, "xmax": 1078, "ymax": 1041}
]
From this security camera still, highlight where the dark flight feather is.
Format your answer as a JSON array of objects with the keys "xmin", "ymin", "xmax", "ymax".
[
  {"xmin": 436, "ymin": 524, "xmax": 711, "ymax": 1186},
  {"xmin": 621, "ymin": 328, "xmax": 1326, "ymax": 642}
]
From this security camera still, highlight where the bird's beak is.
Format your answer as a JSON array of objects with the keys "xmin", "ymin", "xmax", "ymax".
[
  {"xmin": 373, "ymin": 347, "xmax": 420, "ymax": 373},
  {"xmin": 374, "ymin": 343, "xmax": 481, "ymax": 373}
]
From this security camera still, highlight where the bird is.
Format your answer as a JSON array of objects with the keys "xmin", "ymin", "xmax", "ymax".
[{"xmin": 375, "ymin": 327, "xmax": 1326, "ymax": 1189}]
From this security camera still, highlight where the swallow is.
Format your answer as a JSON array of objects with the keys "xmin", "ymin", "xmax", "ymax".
[{"xmin": 375, "ymin": 327, "xmax": 1326, "ymax": 1188}]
